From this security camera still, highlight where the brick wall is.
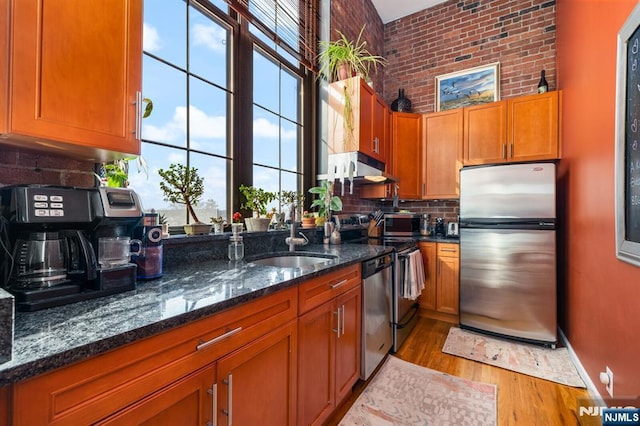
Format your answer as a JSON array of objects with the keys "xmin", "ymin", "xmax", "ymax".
[
  {"xmin": 0, "ymin": 148, "xmax": 95, "ymax": 187},
  {"xmin": 383, "ymin": 0, "xmax": 556, "ymax": 112}
]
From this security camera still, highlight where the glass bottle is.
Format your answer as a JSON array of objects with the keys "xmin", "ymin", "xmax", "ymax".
[
  {"xmin": 421, "ymin": 213, "xmax": 431, "ymax": 236},
  {"xmin": 228, "ymin": 234, "xmax": 244, "ymax": 261},
  {"xmin": 537, "ymin": 70, "xmax": 548, "ymax": 93}
]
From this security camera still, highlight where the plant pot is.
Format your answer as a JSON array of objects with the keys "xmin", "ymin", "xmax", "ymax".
[
  {"xmin": 301, "ymin": 217, "xmax": 316, "ymax": 228},
  {"xmin": 315, "ymin": 216, "xmax": 326, "ymax": 227},
  {"xmin": 183, "ymin": 223, "xmax": 212, "ymax": 235},
  {"xmin": 244, "ymin": 217, "xmax": 271, "ymax": 232}
]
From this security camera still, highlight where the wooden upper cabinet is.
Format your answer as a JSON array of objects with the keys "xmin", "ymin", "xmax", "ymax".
[
  {"xmin": 463, "ymin": 100, "xmax": 508, "ymax": 165},
  {"xmin": 463, "ymin": 91, "xmax": 560, "ymax": 165},
  {"xmin": 508, "ymin": 91, "xmax": 560, "ymax": 162},
  {"xmin": 392, "ymin": 112, "xmax": 422, "ymax": 200},
  {"xmin": 2, "ymin": 0, "xmax": 142, "ymax": 161},
  {"xmin": 328, "ymin": 76, "xmax": 388, "ymax": 163},
  {"xmin": 422, "ymin": 109, "xmax": 463, "ymax": 199}
]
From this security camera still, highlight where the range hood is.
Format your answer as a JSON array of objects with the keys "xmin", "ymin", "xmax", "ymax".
[{"xmin": 317, "ymin": 151, "xmax": 398, "ymax": 195}]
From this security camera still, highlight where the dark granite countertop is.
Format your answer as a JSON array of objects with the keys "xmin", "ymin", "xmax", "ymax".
[
  {"xmin": 0, "ymin": 243, "xmax": 391, "ymax": 385},
  {"xmin": 416, "ymin": 235, "xmax": 460, "ymax": 244}
]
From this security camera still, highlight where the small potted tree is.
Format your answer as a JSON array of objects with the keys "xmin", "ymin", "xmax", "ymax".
[
  {"xmin": 309, "ymin": 180, "xmax": 343, "ymax": 242},
  {"xmin": 239, "ymin": 184, "xmax": 277, "ymax": 232},
  {"xmin": 158, "ymin": 164, "xmax": 212, "ymax": 235}
]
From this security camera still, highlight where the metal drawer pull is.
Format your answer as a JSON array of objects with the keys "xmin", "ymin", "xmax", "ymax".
[
  {"xmin": 222, "ymin": 374, "xmax": 233, "ymax": 425},
  {"xmin": 197, "ymin": 327, "xmax": 243, "ymax": 351},
  {"xmin": 440, "ymin": 248, "xmax": 457, "ymax": 252},
  {"xmin": 330, "ymin": 279, "xmax": 348, "ymax": 289},
  {"xmin": 341, "ymin": 305, "xmax": 346, "ymax": 335}
]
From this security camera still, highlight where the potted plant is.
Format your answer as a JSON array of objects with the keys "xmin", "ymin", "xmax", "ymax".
[
  {"xmin": 317, "ymin": 25, "xmax": 386, "ymax": 83},
  {"xmin": 279, "ymin": 190, "xmax": 305, "ymax": 223},
  {"xmin": 301, "ymin": 211, "xmax": 316, "ymax": 228},
  {"xmin": 309, "ymin": 180, "xmax": 343, "ymax": 221},
  {"xmin": 239, "ymin": 184, "xmax": 277, "ymax": 232},
  {"xmin": 158, "ymin": 163, "xmax": 211, "ymax": 235}
]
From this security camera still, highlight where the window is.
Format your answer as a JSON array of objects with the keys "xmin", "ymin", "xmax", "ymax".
[
  {"xmin": 252, "ymin": 48, "xmax": 302, "ymax": 214},
  {"xmin": 131, "ymin": 0, "xmax": 315, "ymax": 226}
]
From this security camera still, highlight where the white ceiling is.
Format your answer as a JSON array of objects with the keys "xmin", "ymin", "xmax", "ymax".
[{"xmin": 371, "ymin": 0, "xmax": 448, "ymax": 24}]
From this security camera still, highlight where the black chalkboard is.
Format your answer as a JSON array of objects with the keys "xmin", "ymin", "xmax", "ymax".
[{"xmin": 625, "ymin": 24, "xmax": 640, "ymax": 243}]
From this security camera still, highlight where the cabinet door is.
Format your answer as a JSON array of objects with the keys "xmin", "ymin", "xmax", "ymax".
[
  {"xmin": 217, "ymin": 320, "xmax": 297, "ymax": 426},
  {"xmin": 372, "ymin": 95, "xmax": 389, "ymax": 163},
  {"xmin": 418, "ymin": 242, "xmax": 437, "ymax": 311},
  {"xmin": 335, "ymin": 285, "xmax": 361, "ymax": 406},
  {"xmin": 463, "ymin": 100, "xmax": 508, "ymax": 165},
  {"xmin": 436, "ymin": 255, "xmax": 460, "ymax": 315},
  {"xmin": 95, "ymin": 364, "xmax": 216, "ymax": 425},
  {"xmin": 297, "ymin": 301, "xmax": 336, "ymax": 426},
  {"xmin": 392, "ymin": 112, "xmax": 423, "ymax": 199},
  {"xmin": 7, "ymin": 0, "xmax": 142, "ymax": 157},
  {"xmin": 508, "ymin": 91, "xmax": 559, "ymax": 162},
  {"xmin": 358, "ymin": 81, "xmax": 377, "ymax": 160},
  {"xmin": 423, "ymin": 109, "xmax": 463, "ymax": 199}
]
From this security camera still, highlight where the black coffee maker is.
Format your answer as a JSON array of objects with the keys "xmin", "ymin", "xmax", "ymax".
[{"xmin": 0, "ymin": 185, "xmax": 143, "ymax": 311}]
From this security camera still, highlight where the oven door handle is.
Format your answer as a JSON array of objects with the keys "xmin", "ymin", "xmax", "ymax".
[{"xmin": 396, "ymin": 302, "xmax": 420, "ymax": 329}]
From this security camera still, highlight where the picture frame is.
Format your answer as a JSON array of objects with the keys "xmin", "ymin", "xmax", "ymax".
[
  {"xmin": 615, "ymin": 2, "xmax": 640, "ymax": 267},
  {"xmin": 435, "ymin": 62, "xmax": 500, "ymax": 111}
]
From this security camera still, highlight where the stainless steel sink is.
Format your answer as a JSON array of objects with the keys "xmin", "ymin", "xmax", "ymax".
[{"xmin": 250, "ymin": 253, "xmax": 337, "ymax": 268}]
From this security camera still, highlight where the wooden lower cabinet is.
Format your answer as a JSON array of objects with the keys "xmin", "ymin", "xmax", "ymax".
[
  {"xmin": 418, "ymin": 242, "xmax": 437, "ymax": 311},
  {"xmin": 216, "ymin": 320, "xmax": 297, "ymax": 426},
  {"xmin": 6, "ymin": 266, "xmax": 364, "ymax": 425},
  {"xmin": 418, "ymin": 242, "xmax": 460, "ymax": 323},
  {"xmin": 297, "ymin": 285, "xmax": 362, "ymax": 426},
  {"xmin": 10, "ymin": 287, "xmax": 297, "ymax": 425},
  {"xmin": 96, "ymin": 363, "xmax": 217, "ymax": 425}
]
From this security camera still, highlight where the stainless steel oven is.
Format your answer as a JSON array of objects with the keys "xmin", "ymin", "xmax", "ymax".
[{"xmin": 392, "ymin": 242, "xmax": 421, "ymax": 352}]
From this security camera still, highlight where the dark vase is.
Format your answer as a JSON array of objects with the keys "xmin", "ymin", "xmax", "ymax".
[{"xmin": 390, "ymin": 89, "xmax": 412, "ymax": 112}]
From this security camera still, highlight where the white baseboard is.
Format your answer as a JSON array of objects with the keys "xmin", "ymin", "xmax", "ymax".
[{"xmin": 558, "ymin": 327, "xmax": 606, "ymax": 407}]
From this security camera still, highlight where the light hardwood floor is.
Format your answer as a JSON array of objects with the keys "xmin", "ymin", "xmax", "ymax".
[{"xmin": 328, "ymin": 317, "xmax": 595, "ymax": 425}]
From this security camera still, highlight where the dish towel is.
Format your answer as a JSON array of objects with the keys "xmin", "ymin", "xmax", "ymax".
[{"xmin": 403, "ymin": 250, "xmax": 425, "ymax": 300}]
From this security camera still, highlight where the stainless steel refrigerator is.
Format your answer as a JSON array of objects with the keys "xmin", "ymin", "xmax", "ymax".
[{"xmin": 459, "ymin": 162, "xmax": 557, "ymax": 346}]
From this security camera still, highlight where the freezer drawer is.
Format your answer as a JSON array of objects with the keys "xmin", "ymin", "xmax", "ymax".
[{"xmin": 460, "ymin": 228, "xmax": 557, "ymax": 344}]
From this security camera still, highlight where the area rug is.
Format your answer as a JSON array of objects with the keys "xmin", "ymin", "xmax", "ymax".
[
  {"xmin": 442, "ymin": 327, "xmax": 586, "ymax": 388},
  {"xmin": 339, "ymin": 356, "xmax": 497, "ymax": 425}
]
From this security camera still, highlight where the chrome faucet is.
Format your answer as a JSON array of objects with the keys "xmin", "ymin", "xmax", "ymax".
[{"xmin": 285, "ymin": 204, "xmax": 308, "ymax": 251}]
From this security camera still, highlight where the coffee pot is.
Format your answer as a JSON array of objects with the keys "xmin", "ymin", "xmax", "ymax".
[{"xmin": 9, "ymin": 230, "xmax": 96, "ymax": 290}]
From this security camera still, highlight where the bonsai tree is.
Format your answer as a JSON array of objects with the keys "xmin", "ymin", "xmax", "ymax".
[
  {"xmin": 158, "ymin": 164, "xmax": 205, "ymax": 224},
  {"xmin": 317, "ymin": 25, "xmax": 387, "ymax": 83},
  {"xmin": 239, "ymin": 184, "xmax": 277, "ymax": 217},
  {"xmin": 309, "ymin": 180, "xmax": 342, "ymax": 220}
]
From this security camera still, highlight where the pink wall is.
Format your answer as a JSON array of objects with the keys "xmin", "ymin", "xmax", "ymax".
[{"xmin": 556, "ymin": 0, "xmax": 640, "ymax": 398}]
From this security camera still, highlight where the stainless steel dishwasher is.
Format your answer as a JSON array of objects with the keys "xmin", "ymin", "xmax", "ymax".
[{"xmin": 360, "ymin": 252, "xmax": 393, "ymax": 380}]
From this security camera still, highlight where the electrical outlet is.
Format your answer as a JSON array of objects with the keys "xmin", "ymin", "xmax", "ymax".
[{"xmin": 605, "ymin": 366, "xmax": 614, "ymax": 397}]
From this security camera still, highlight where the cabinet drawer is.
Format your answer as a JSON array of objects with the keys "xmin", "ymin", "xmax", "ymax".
[
  {"xmin": 12, "ymin": 287, "xmax": 297, "ymax": 425},
  {"xmin": 298, "ymin": 264, "xmax": 361, "ymax": 314},
  {"xmin": 437, "ymin": 243, "xmax": 459, "ymax": 257}
]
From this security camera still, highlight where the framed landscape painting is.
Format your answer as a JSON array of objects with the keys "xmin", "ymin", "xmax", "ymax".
[{"xmin": 435, "ymin": 63, "xmax": 500, "ymax": 111}]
